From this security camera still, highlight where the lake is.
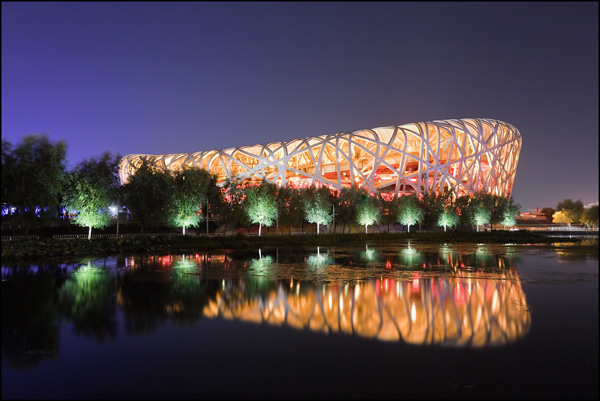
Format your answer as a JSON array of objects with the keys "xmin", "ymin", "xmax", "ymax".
[{"xmin": 2, "ymin": 240, "xmax": 598, "ymax": 399}]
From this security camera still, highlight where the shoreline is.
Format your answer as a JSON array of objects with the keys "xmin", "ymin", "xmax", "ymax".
[{"xmin": 3, "ymin": 231, "xmax": 597, "ymax": 264}]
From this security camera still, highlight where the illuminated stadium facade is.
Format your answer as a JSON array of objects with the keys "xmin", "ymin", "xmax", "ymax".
[{"xmin": 119, "ymin": 118, "xmax": 521, "ymax": 198}]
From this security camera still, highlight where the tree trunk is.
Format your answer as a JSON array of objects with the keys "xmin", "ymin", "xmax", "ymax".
[{"xmin": 88, "ymin": 225, "xmax": 92, "ymax": 240}]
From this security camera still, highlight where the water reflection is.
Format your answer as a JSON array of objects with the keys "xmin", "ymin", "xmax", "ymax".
[
  {"xmin": 203, "ymin": 271, "xmax": 530, "ymax": 347},
  {"xmin": 58, "ymin": 262, "xmax": 117, "ymax": 341},
  {"xmin": 307, "ymin": 246, "xmax": 334, "ymax": 266},
  {"xmin": 552, "ymin": 239, "xmax": 599, "ymax": 262},
  {"xmin": 5, "ymin": 241, "xmax": 596, "ymax": 370}
]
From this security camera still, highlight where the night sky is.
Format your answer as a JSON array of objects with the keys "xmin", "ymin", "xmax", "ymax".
[{"xmin": 2, "ymin": 2, "xmax": 598, "ymax": 211}]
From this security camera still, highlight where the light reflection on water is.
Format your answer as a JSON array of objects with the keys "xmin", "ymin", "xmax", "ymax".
[
  {"xmin": 2, "ymin": 241, "xmax": 597, "ymax": 399},
  {"xmin": 200, "ymin": 272, "xmax": 530, "ymax": 347},
  {"xmin": 184, "ymin": 243, "xmax": 531, "ymax": 347},
  {"xmin": 1, "ymin": 241, "xmax": 596, "ymax": 369}
]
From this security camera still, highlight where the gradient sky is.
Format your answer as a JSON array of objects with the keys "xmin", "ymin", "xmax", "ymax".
[{"xmin": 2, "ymin": 2, "xmax": 598, "ymax": 211}]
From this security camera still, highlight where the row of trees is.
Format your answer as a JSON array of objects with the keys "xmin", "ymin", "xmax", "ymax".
[
  {"xmin": 548, "ymin": 199, "xmax": 598, "ymax": 229},
  {"xmin": 3, "ymin": 135, "xmax": 524, "ymax": 238}
]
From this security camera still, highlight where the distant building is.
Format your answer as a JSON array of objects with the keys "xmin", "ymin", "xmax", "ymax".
[
  {"xmin": 519, "ymin": 212, "xmax": 548, "ymax": 221},
  {"xmin": 119, "ymin": 117, "xmax": 522, "ymax": 199}
]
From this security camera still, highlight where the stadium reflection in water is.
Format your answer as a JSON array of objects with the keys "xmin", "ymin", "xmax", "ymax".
[{"xmin": 116, "ymin": 243, "xmax": 530, "ymax": 348}]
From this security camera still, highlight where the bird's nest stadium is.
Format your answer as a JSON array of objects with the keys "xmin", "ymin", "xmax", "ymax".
[{"xmin": 118, "ymin": 117, "xmax": 521, "ymax": 199}]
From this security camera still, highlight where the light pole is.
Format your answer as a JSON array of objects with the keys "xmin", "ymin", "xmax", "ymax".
[{"xmin": 328, "ymin": 203, "xmax": 336, "ymax": 234}]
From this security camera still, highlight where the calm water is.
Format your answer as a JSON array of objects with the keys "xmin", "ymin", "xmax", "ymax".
[{"xmin": 2, "ymin": 241, "xmax": 598, "ymax": 399}]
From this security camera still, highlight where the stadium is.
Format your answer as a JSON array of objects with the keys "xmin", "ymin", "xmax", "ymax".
[{"xmin": 118, "ymin": 117, "xmax": 521, "ymax": 199}]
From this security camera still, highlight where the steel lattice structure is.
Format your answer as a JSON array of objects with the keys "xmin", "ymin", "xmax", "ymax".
[{"xmin": 119, "ymin": 117, "xmax": 521, "ymax": 198}]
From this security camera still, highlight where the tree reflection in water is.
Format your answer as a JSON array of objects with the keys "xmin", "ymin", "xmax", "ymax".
[
  {"xmin": 57, "ymin": 262, "xmax": 117, "ymax": 342},
  {"xmin": 1, "ymin": 265, "xmax": 63, "ymax": 370}
]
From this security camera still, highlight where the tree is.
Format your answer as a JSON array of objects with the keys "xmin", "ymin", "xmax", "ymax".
[
  {"xmin": 468, "ymin": 192, "xmax": 493, "ymax": 232},
  {"xmin": 337, "ymin": 187, "xmax": 362, "ymax": 233},
  {"xmin": 63, "ymin": 152, "xmax": 121, "ymax": 239},
  {"xmin": 437, "ymin": 207, "xmax": 459, "ymax": 232},
  {"xmin": 276, "ymin": 185, "xmax": 304, "ymax": 234},
  {"xmin": 541, "ymin": 207, "xmax": 555, "ymax": 223},
  {"xmin": 1, "ymin": 135, "xmax": 67, "ymax": 237},
  {"xmin": 303, "ymin": 185, "xmax": 332, "ymax": 235},
  {"xmin": 476, "ymin": 192, "xmax": 498, "ymax": 230},
  {"xmin": 212, "ymin": 178, "xmax": 248, "ymax": 234},
  {"xmin": 580, "ymin": 205, "xmax": 598, "ymax": 228},
  {"xmin": 499, "ymin": 197, "xmax": 520, "ymax": 230},
  {"xmin": 244, "ymin": 180, "xmax": 278, "ymax": 236},
  {"xmin": 488, "ymin": 194, "xmax": 507, "ymax": 230},
  {"xmin": 419, "ymin": 190, "xmax": 446, "ymax": 229},
  {"xmin": 2, "ymin": 139, "xmax": 15, "ymax": 212},
  {"xmin": 355, "ymin": 191, "xmax": 380, "ymax": 233},
  {"xmin": 123, "ymin": 158, "xmax": 173, "ymax": 233},
  {"xmin": 203, "ymin": 174, "xmax": 227, "ymax": 235},
  {"xmin": 552, "ymin": 210, "xmax": 573, "ymax": 228},
  {"xmin": 556, "ymin": 199, "xmax": 584, "ymax": 229},
  {"xmin": 455, "ymin": 195, "xmax": 472, "ymax": 228},
  {"xmin": 379, "ymin": 194, "xmax": 398, "ymax": 233},
  {"xmin": 471, "ymin": 203, "xmax": 491, "ymax": 232},
  {"xmin": 396, "ymin": 194, "xmax": 423, "ymax": 233},
  {"xmin": 168, "ymin": 166, "xmax": 210, "ymax": 235}
]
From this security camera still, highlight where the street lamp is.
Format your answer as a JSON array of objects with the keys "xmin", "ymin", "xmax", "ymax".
[{"xmin": 110, "ymin": 205, "xmax": 119, "ymax": 238}]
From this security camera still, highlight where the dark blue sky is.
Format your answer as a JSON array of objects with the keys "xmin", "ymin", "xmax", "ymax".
[{"xmin": 2, "ymin": 2, "xmax": 598, "ymax": 211}]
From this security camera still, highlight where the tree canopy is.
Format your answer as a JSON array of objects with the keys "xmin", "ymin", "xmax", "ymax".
[
  {"xmin": 244, "ymin": 180, "xmax": 278, "ymax": 236},
  {"xmin": 277, "ymin": 186, "xmax": 305, "ymax": 234},
  {"xmin": 555, "ymin": 199, "xmax": 584, "ymax": 227},
  {"xmin": 396, "ymin": 194, "xmax": 423, "ymax": 233},
  {"xmin": 2, "ymin": 135, "xmax": 67, "ymax": 236},
  {"xmin": 469, "ymin": 192, "xmax": 493, "ymax": 232},
  {"xmin": 123, "ymin": 158, "xmax": 173, "ymax": 233},
  {"xmin": 499, "ymin": 196, "xmax": 520, "ymax": 230},
  {"xmin": 355, "ymin": 190, "xmax": 380, "ymax": 233},
  {"xmin": 437, "ymin": 207, "xmax": 459, "ymax": 232},
  {"xmin": 168, "ymin": 166, "xmax": 211, "ymax": 235},
  {"xmin": 580, "ymin": 205, "xmax": 598, "ymax": 228},
  {"xmin": 63, "ymin": 152, "xmax": 121, "ymax": 239},
  {"xmin": 303, "ymin": 186, "xmax": 332, "ymax": 234},
  {"xmin": 541, "ymin": 207, "xmax": 555, "ymax": 223}
]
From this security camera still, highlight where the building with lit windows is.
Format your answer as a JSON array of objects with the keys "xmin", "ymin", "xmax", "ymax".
[{"xmin": 118, "ymin": 117, "xmax": 521, "ymax": 198}]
